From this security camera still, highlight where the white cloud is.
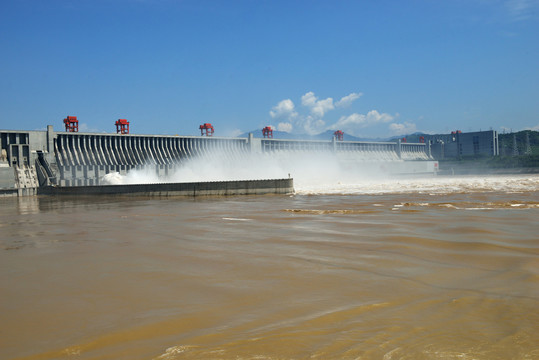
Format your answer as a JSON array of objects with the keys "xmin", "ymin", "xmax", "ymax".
[
  {"xmin": 333, "ymin": 113, "xmax": 367, "ymax": 128},
  {"xmin": 270, "ymin": 92, "xmax": 333, "ymax": 135},
  {"xmin": 389, "ymin": 122, "xmax": 417, "ymax": 135},
  {"xmin": 269, "ymin": 99, "xmax": 298, "ymax": 119},
  {"xmin": 366, "ymin": 110, "xmax": 394, "ymax": 124},
  {"xmin": 277, "ymin": 122, "xmax": 292, "ymax": 132},
  {"xmin": 524, "ymin": 123, "xmax": 539, "ymax": 131},
  {"xmin": 328, "ymin": 110, "xmax": 394, "ymax": 136},
  {"xmin": 335, "ymin": 92, "xmax": 363, "ymax": 108},
  {"xmin": 301, "ymin": 92, "xmax": 317, "ymax": 107},
  {"xmin": 333, "ymin": 110, "xmax": 393, "ymax": 128},
  {"xmin": 296, "ymin": 115, "xmax": 326, "ymax": 135},
  {"xmin": 270, "ymin": 91, "xmax": 396, "ymax": 137},
  {"xmin": 301, "ymin": 92, "xmax": 335, "ymax": 117}
]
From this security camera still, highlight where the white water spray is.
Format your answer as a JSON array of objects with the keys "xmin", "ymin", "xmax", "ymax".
[
  {"xmin": 101, "ymin": 150, "xmax": 394, "ymax": 187},
  {"xmin": 100, "ymin": 151, "xmax": 539, "ymax": 195}
]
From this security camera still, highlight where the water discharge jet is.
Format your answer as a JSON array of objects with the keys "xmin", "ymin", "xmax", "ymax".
[{"xmin": 100, "ymin": 149, "xmax": 437, "ymax": 195}]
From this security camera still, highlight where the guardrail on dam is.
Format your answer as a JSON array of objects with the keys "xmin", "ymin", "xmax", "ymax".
[{"xmin": 1, "ymin": 126, "xmax": 434, "ymax": 196}]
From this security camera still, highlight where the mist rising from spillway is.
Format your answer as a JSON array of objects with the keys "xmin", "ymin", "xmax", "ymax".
[
  {"xmin": 99, "ymin": 154, "xmax": 538, "ymax": 196},
  {"xmin": 100, "ymin": 149, "xmax": 422, "ymax": 192}
]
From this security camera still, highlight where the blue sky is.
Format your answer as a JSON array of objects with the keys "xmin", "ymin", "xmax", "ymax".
[{"xmin": 1, "ymin": 0, "xmax": 538, "ymax": 138}]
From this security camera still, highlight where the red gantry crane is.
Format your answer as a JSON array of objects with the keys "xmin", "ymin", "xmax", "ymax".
[
  {"xmin": 63, "ymin": 116, "xmax": 79, "ymax": 132},
  {"xmin": 199, "ymin": 123, "xmax": 214, "ymax": 136},
  {"xmin": 115, "ymin": 119, "xmax": 130, "ymax": 134},
  {"xmin": 333, "ymin": 130, "xmax": 344, "ymax": 141},
  {"xmin": 262, "ymin": 126, "xmax": 273, "ymax": 138}
]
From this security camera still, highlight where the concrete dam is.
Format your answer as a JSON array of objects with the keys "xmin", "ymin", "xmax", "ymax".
[{"xmin": 0, "ymin": 125, "xmax": 436, "ymax": 196}]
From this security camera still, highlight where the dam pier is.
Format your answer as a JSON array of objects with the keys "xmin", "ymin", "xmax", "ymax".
[{"xmin": 0, "ymin": 125, "xmax": 437, "ymax": 196}]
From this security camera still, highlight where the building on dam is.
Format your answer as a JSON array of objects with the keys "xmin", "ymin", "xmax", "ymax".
[
  {"xmin": 403, "ymin": 130, "xmax": 499, "ymax": 159},
  {"xmin": 1, "ymin": 123, "xmax": 437, "ymax": 196}
]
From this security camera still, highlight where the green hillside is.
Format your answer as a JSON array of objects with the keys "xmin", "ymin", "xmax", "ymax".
[{"xmin": 498, "ymin": 130, "xmax": 539, "ymax": 156}]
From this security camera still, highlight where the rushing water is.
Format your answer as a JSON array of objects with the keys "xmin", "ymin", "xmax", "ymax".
[{"xmin": 1, "ymin": 174, "xmax": 538, "ymax": 360}]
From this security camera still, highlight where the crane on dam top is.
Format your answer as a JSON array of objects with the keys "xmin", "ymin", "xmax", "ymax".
[
  {"xmin": 199, "ymin": 123, "xmax": 214, "ymax": 136},
  {"xmin": 262, "ymin": 126, "xmax": 273, "ymax": 138},
  {"xmin": 115, "ymin": 119, "xmax": 130, "ymax": 134},
  {"xmin": 63, "ymin": 116, "xmax": 79, "ymax": 132},
  {"xmin": 333, "ymin": 130, "xmax": 344, "ymax": 141}
]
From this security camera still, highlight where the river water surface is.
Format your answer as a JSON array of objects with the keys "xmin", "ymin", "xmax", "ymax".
[{"xmin": 1, "ymin": 174, "xmax": 538, "ymax": 359}]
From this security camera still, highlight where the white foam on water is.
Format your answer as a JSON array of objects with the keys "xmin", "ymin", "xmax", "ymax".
[
  {"xmin": 101, "ymin": 168, "xmax": 162, "ymax": 185},
  {"xmin": 153, "ymin": 345, "xmax": 196, "ymax": 360},
  {"xmin": 296, "ymin": 175, "xmax": 539, "ymax": 195},
  {"xmin": 101, "ymin": 172, "xmax": 125, "ymax": 185}
]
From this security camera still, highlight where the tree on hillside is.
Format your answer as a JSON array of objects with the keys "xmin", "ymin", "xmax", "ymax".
[{"xmin": 498, "ymin": 130, "xmax": 539, "ymax": 156}]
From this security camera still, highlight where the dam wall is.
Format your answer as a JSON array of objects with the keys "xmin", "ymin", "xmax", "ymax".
[
  {"xmin": 1, "ymin": 126, "xmax": 435, "ymax": 195},
  {"xmin": 256, "ymin": 136, "xmax": 430, "ymax": 161},
  {"xmin": 53, "ymin": 132, "xmax": 249, "ymax": 186}
]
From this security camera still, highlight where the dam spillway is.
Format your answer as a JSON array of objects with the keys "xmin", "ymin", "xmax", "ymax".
[{"xmin": 0, "ymin": 126, "xmax": 437, "ymax": 196}]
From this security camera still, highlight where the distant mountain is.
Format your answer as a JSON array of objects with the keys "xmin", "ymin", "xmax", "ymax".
[{"xmin": 388, "ymin": 132, "xmax": 428, "ymax": 142}]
